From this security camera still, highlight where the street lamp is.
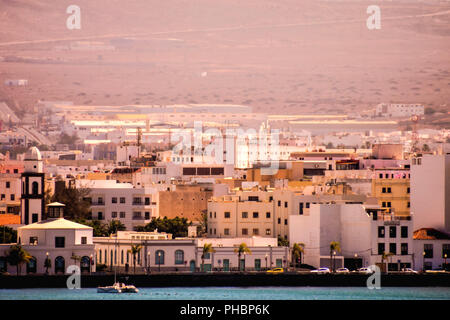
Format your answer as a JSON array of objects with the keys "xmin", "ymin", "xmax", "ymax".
[
  {"xmin": 354, "ymin": 253, "xmax": 358, "ymax": 271},
  {"xmin": 422, "ymin": 251, "xmax": 426, "ymax": 272},
  {"xmin": 90, "ymin": 254, "xmax": 93, "ymax": 275},
  {"xmin": 147, "ymin": 252, "xmax": 151, "ymax": 274},
  {"xmin": 333, "ymin": 251, "xmax": 336, "ymax": 272},
  {"xmin": 265, "ymin": 254, "xmax": 268, "ymax": 271},
  {"xmin": 45, "ymin": 252, "xmax": 50, "ymax": 275},
  {"xmin": 158, "ymin": 251, "xmax": 161, "ymax": 272},
  {"xmin": 243, "ymin": 252, "xmax": 246, "ymax": 273},
  {"xmin": 444, "ymin": 254, "xmax": 448, "ymax": 271}
]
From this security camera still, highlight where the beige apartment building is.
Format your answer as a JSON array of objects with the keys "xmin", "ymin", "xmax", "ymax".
[
  {"xmin": 207, "ymin": 186, "xmax": 370, "ymax": 242},
  {"xmin": 158, "ymin": 183, "xmax": 214, "ymax": 221}
]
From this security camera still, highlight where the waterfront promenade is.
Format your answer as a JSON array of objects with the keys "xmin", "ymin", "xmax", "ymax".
[{"xmin": 1, "ymin": 272, "xmax": 450, "ymax": 289}]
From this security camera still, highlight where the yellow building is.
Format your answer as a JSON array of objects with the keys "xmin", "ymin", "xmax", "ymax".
[{"xmin": 371, "ymin": 174, "xmax": 410, "ymax": 217}]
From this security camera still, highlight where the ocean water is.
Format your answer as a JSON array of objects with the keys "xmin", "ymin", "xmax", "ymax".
[{"xmin": 0, "ymin": 287, "xmax": 449, "ymax": 300}]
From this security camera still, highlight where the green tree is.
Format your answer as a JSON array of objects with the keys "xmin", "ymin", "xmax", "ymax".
[
  {"xmin": 106, "ymin": 220, "xmax": 126, "ymax": 236},
  {"xmin": 329, "ymin": 241, "xmax": 341, "ymax": 272},
  {"xmin": 141, "ymin": 216, "xmax": 191, "ymax": 238},
  {"xmin": 196, "ymin": 210, "xmax": 208, "ymax": 237},
  {"xmin": 201, "ymin": 243, "xmax": 216, "ymax": 272},
  {"xmin": 128, "ymin": 244, "xmax": 142, "ymax": 274},
  {"xmin": 6, "ymin": 245, "xmax": 32, "ymax": 276},
  {"xmin": 277, "ymin": 236, "xmax": 289, "ymax": 247},
  {"xmin": 292, "ymin": 243, "xmax": 305, "ymax": 269},
  {"xmin": 234, "ymin": 243, "xmax": 252, "ymax": 272},
  {"xmin": 381, "ymin": 252, "xmax": 394, "ymax": 273},
  {"xmin": 0, "ymin": 226, "xmax": 17, "ymax": 244},
  {"xmin": 73, "ymin": 219, "xmax": 108, "ymax": 237},
  {"xmin": 51, "ymin": 186, "xmax": 91, "ymax": 220}
]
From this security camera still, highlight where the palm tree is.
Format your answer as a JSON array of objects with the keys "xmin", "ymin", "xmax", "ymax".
[
  {"xmin": 128, "ymin": 244, "xmax": 142, "ymax": 274},
  {"xmin": 234, "ymin": 243, "xmax": 252, "ymax": 272},
  {"xmin": 6, "ymin": 245, "xmax": 32, "ymax": 276},
  {"xmin": 329, "ymin": 241, "xmax": 341, "ymax": 272},
  {"xmin": 292, "ymin": 243, "xmax": 305, "ymax": 270},
  {"xmin": 381, "ymin": 252, "xmax": 394, "ymax": 273},
  {"xmin": 201, "ymin": 243, "xmax": 216, "ymax": 272}
]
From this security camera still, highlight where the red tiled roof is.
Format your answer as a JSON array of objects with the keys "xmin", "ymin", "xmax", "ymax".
[{"xmin": 413, "ymin": 228, "xmax": 450, "ymax": 240}]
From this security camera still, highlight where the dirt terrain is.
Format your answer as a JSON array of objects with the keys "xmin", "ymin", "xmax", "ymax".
[{"xmin": 0, "ymin": 0, "xmax": 449, "ymax": 116}]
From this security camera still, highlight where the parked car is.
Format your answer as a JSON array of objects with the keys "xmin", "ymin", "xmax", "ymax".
[
  {"xmin": 401, "ymin": 268, "xmax": 418, "ymax": 274},
  {"xmin": 357, "ymin": 267, "xmax": 375, "ymax": 274},
  {"xmin": 336, "ymin": 268, "xmax": 350, "ymax": 273},
  {"xmin": 425, "ymin": 269, "xmax": 447, "ymax": 274},
  {"xmin": 310, "ymin": 267, "xmax": 331, "ymax": 274},
  {"xmin": 266, "ymin": 268, "xmax": 284, "ymax": 274}
]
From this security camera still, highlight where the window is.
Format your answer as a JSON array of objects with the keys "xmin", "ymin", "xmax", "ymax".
[
  {"xmin": 278, "ymin": 201, "xmax": 281, "ymax": 207},
  {"xmin": 401, "ymin": 243, "xmax": 408, "ymax": 255},
  {"xmin": 242, "ymin": 212, "xmax": 248, "ymax": 219},
  {"xmin": 55, "ymin": 237, "xmax": 65, "ymax": 248},
  {"xmin": 389, "ymin": 226, "xmax": 396, "ymax": 238},
  {"xmin": 224, "ymin": 212, "xmax": 230, "ymax": 219},
  {"xmin": 382, "ymin": 187, "xmax": 386, "ymax": 193},
  {"xmin": 224, "ymin": 228, "xmax": 230, "ymax": 236},
  {"xmin": 277, "ymin": 218, "xmax": 281, "ymax": 224},
  {"xmin": 10, "ymin": 194, "xmax": 15, "ymax": 201},
  {"xmin": 266, "ymin": 212, "xmax": 271, "ymax": 219},
  {"xmin": 284, "ymin": 219, "xmax": 288, "ymax": 225},
  {"xmin": 401, "ymin": 226, "xmax": 408, "ymax": 238},
  {"xmin": 284, "ymin": 202, "xmax": 288, "ymax": 208},
  {"xmin": 145, "ymin": 197, "xmax": 150, "ymax": 205},
  {"xmin": 133, "ymin": 197, "xmax": 142, "ymax": 205},
  {"xmin": 407, "ymin": 202, "xmax": 410, "ymax": 208},
  {"xmin": 145, "ymin": 212, "xmax": 150, "ymax": 220},
  {"xmin": 378, "ymin": 243, "xmax": 385, "ymax": 255},
  {"xmin": 120, "ymin": 212, "xmax": 126, "ymax": 218},
  {"xmin": 29, "ymin": 237, "xmax": 38, "ymax": 245},
  {"xmin": 120, "ymin": 197, "xmax": 126, "ymax": 204},
  {"xmin": 299, "ymin": 203, "xmax": 304, "ymax": 215},
  {"xmin": 112, "ymin": 197, "xmax": 117, "ymax": 204},
  {"xmin": 32, "ymin": 181, "xmax": 39, "ymax": 195},
  {"xmin": 133, "ymin": 212, "xmax": 142, "ymax": 219},
  {"xmin": 81, "ymin": 237, "xmax": 87, "ymax": 245},
  {"xmin": 266, "ymin": 229, "xmax": 271, "ymax": 235},
  {"xmin": 5, "ymin": 182, "xmax": 10, "ymax": 188},
  {"xmin": 175, "ymin": 250, "xmax": 184, "ymax": 265},
  {"xmin": 424, "ymin": 244, "xmax": 433, "ymax": 258},
  {"xmin": 407, "ymin": 187, "xmax": 410, "ymax": 194},
  {"xmin": 111, "ymin": 212, "xmax": 117, "ymax": 218},
  {"xmin": 253, "ymin": 228, "xmax": 259, "ymax": 236},
  {"xmin": 248, "ymin": 196, "xmax": 259, "ymax": 201},
  {"xmin": 97, "ymin": 197, "xmax": 104, "ymax": 205},
  {"xmin": 305, "ymin": 203, "xmax": 310, "ymax": 208},
  {"xmin": 98, "ymin": 212, "xmax": 104, "ymax": 220},
  {"xmin": 378, "ymin": 226, "xmax": 385, "ymax": 238},
  {"xmin": 389, "ymin": 243, "xmax": 397, "ymax": 255},
  {"xmin": 253, "ymin": 212, "xmax": 259, "ymax": 218},
  {"xmin": 242, "ymin": 228, "xmax": 248, "ymax": 235}
]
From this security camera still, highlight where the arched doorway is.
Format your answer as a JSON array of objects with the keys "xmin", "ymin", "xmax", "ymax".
[
  {"xmin": 189, "ymin": 260, "xmax": 196, "ymax": 273},
  {"xmin": 80, "ymin": 256, "xmax": 90, "ymax": 273},
  {"xmin": 26, "ymin": 257, "xmax": 37, "ymax": 274},
  {"xmin": 55, "ymin": 256, "xmax": 65, "ymax": 274}
]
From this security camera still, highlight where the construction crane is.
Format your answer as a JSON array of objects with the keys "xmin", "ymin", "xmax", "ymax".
[{"xmin": 136, "ymin": 127, "xmax": 142, "ymax": 159}]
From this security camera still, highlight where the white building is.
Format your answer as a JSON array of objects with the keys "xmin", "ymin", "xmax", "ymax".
[
  {"xmin": 76, "ymin": 179, "xmax": 161, "ymax": 230},
  {"xmin": 0, "ymin": 203, "xmax": 95, "ymax": 275},
  {"xmin": 411, "ymin": 154, "xmax": 450, "ymax": 233},
  {"xmin": 289, "ymin": 204, "xmax": 414, "ymax": 271},
  {"xmin": 375, "ymin": 103, "xmax": 424, "ymax": 118},
  {"xmin": 413, "ymin": 228, "xmax": 450, "ymax": 271}
]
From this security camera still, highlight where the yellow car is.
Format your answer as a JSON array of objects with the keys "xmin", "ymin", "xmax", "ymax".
[{"xmin": 266, "ymin": 268, "xmax": 284, "ymax": 274}]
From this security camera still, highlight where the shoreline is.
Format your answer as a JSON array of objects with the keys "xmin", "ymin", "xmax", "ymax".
[{"xmin": 1, "ymin": 273, "xmax": 450, "ymax": 289}]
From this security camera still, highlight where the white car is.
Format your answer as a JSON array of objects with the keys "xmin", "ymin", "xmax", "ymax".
[
  {"xmin": 357, "ymin": 267, "xmax": 375, "ymax": 274},
  {"xmin": 402, "ymin": 268, "xmax": 418, "ymax": 274},
  {"xmin": 336, "ymin": 268, "xmax": 350, "ymax": 273},
  {"xmin": 310, "ymin": 267, "xmax": 331, "ymax": 274}
]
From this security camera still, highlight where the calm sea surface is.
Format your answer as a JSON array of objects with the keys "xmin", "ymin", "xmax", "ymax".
[{"xmin": 0, "ymin": 287, "xmax": 449, "ymax": 300}]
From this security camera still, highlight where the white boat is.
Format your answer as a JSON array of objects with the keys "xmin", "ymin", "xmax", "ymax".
[
  {"xmin": 97, "ymin": 284, "xmax": 122, "ymax": 293},
  {"xmin": 97, "ymin": 232, "xmax": 139, "ymax": 294}
]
